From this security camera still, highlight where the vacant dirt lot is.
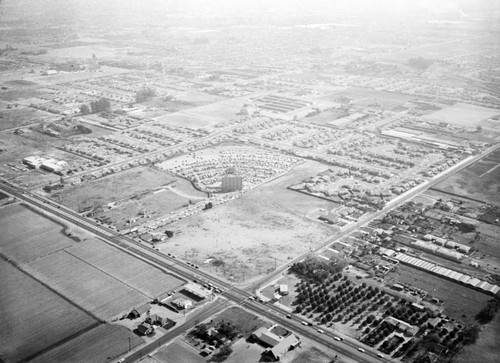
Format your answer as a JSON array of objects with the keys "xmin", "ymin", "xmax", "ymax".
[
  {"xmin": 157, "ymin": 161, "xmax": 337, "ymax": 283},
  {"xmin": 52, "ymin": 165, "xmax": 200, "ymax": 212}
]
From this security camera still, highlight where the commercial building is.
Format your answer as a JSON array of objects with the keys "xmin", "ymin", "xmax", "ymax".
[{"xmin": 221, "ymin": 167, "xmax": 243, "ymax": 192}]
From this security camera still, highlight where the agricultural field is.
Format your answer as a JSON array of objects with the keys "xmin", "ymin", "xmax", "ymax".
[
  {"xmin": 432, "ymin": 148, "xmax": 500, "ymax": 205},
  {"xmin": 0, "ymin": 203, "xmax": 73, "ymax": 263},
  {"xmin": 24, "ymin": 250, "xmax": 150, "ymax": 320},
  {"xmin": 0, "ymin": 258, "xmax": 98, "ymax": 363},
  {"xmin": 155, "ymin": 160, "xmax": 337, "ymax": 283},
  {"xmin": 66, "ymin": 238, "xmax": 184, "ymax": 298},
  {"xmin": 31, "ymin": 324, "xmax": 144, "ymax": 363}
]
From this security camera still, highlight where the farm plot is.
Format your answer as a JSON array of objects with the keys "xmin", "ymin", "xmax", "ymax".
[
  {"xmin": 24, "ymin": 250, "xmax": 149, "ymax": 320},
  {"xmin": 0, "ymin": 203, "xmax": 73, "ymax": 263},
  {"xmin": 0, "ymin": 259, "xmax": 98, "ymax": 363},
  {"xmin": 31, "ymin": 324, "xmax": 144, "ymax": 363},
  {"xmin": 66, "ymin": 238, "xmax": 184, "ymax": 298}
]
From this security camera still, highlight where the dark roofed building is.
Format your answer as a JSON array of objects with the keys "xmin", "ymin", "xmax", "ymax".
[
  {"xmin": 129, "ymin": 303, "xmax": 151, "ymax": 319},
  {"xmin": 137, "ymin": 322, "xmax": 154, "ymax": 336}
]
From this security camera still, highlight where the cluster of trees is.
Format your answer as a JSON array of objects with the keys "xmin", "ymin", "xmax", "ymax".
[
  {"xmin": 135, "ymin": 87, "xmax": 156, "ymax": 103},
  {"xmin": 289, "ymin": 256, "xmax": 346, "ymax": 283},
  {"xmin": 475, "ymin": 297, "xmax": 500, "ymax": 324},
  {"xmin": 80, "ymin": 97, "xmax": 111, "ymax": 115}
]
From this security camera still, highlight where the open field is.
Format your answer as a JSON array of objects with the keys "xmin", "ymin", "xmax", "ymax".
[
  {"xmin": 51, "ymin": 166, "xmax": 197, "ymax": 212},
  {"xmin": 0, "ymin": 258, "xmax": 98, "ymax": 363},
  {"xmin": 66, "ymin": 238, "xmax": 184, "ymax": 298},
  {"xmin": 0, "ymin": 107, "xmax": 52, "ymax": 130},
  {"xmin": 423, "ymin": 102, "xmax": 499, "ymax": 127},
  {"xmin": 153, "ymin": 113, "xmax": 214, "ymax": 129},
  {"xmin": 181, "ymin": 98, "xmax": 244, "ymax": 124},
  {"xmin": 176, "ymin": 90, "xmax": 229, "ymax": 107},
  {"xmin": 42, "ymin": 45, "xmax": 117, "ymax": 59},
  {"xmin": 432, "ymin": 148, "xmax": 500, "ymax": 205},
  {"xmin": 98, "ymin": 186, "xmax": 200, "ymax": 226},
  {"xmin": 31, "ymin": 324, "xmax": 144, "ymax": 363},
  {"xmin": 0, "ymin": 203, "xmax": 73, "ymax": 263},
  {"xmin": 385, "ymin": 264, "xmax": 491, "ymax": 325},
  {"xmin": 157, "ymin": 161, "xmax": 336, "ymax": 283},
  {"xmin": 24, "ymin": 250, "xmax": 150, "ymax": 320},
  {"xmin": 453, "ymin": 311, "xmax": 500, "ymax": 363},
  {"xmin": 324, "ymin": 87, "xmax": 415, "ymax": 109}
]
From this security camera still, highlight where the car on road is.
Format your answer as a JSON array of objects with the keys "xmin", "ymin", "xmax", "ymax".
[
  {"xmin": 301, "ymin": 321, "xmax": 308, "ymax": 326},
  {"xmin": 317, "ymin": 329, "xmax": 325, "ymax": 334},
  {"xmin": 334, "ymin": 336, "xmax": 343, "ymax": 341},
  {"xmin": 286, "ymin": 314, "xmax": 292, "ymax": 319},
  {"xmin": 377, "ymin": 353, "xmax": 384, "ymax": 358},
  {"xmin": 357, "ymin": 348, "xmax": 366, "ymax": 353}
]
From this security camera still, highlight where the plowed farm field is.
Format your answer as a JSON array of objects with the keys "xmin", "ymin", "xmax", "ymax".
[{"xmin": 0, "ymin": 259, "xmax": 98, "ymax": 363}]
